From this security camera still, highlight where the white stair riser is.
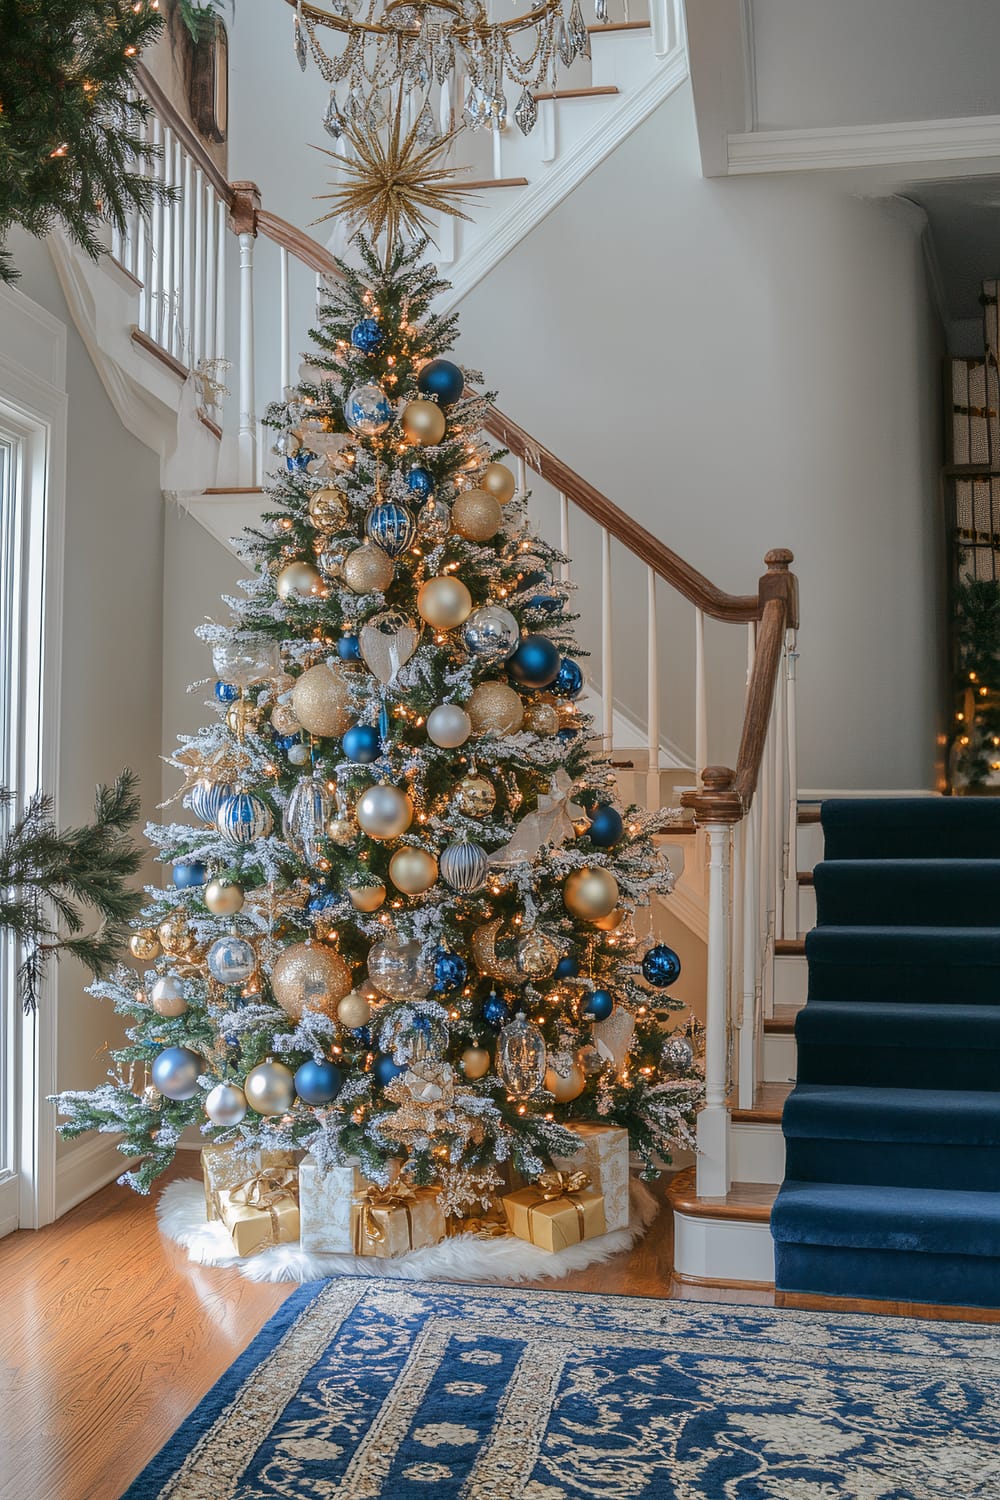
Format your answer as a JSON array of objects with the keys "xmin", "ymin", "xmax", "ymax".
[
  {"xmin": 774, "ymin": 955, "xmax": 808, "ymax": 1009},
  {"xmin": 799, "ymin": 885, "xmax": 816, "ymax": 930},
  {"xmin": 797, "ymin": 821, "xmax": 824, "ymax": 869},
  {"xmin": 763, "ymin": 1031, "xmax": 797, "ymax": 1084},
  {"xmin": 673, "ymin": 1208, "xmax": 775, "ymax": 1285},
  {"xmin": 730, "ymin": 1121, "xmax": 785, "ymax": 1185}
]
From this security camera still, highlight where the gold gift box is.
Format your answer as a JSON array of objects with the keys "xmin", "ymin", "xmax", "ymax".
[
  {"xmin": 350, "ymin": 1184, "xmax": 446, "ymax": 1258},
  {"xmin": 550, "ymin": 1122, "xmax": 631, "ymax": 1233},
  {"xmin": 502, "ymin": 1176, "xmax": 606, "ymax": 1252},
  {"xmin": 201, "ymin": 1143, "xmax": 297, "ymax": 1223},
  {"xmin": 216, "ymin": 1178, "xmax": 300, "ymax": 1257}
]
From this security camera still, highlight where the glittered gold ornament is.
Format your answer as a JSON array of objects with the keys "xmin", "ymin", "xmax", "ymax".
[
  {"xmin": 158, "ymin": 913, "xmax": 196, "ymax": 957},
  {"xmin": 276, "ymin": 560, "xmax": 322, "ymax": 601},
  {"xmin": 563, "ymin": 866, "xmax": 620, "ymax": 922},
  {"xmin": 480, "ymin": 462, "xmax": 517, "ymax": 504},
  {"xmin": 594, "ymin": 906, "xmax": 627, "ymax": 932},
  {"xmin": 244, "ymin": 1059, "xmax": 296, "ymax": 1116},
  {"xmin": 356, "ymin": 783, "xmax": 413, "ymax": 840},
  {"xmin": 402, "ymin": 398, "xmax": 447, "ymax": 446},
  {"xmin": 516, "ymin": 927, "xmax": 560, "ymax": 980},
  {"xmin": 342, "ymin": 543, "xmax": 395, "ymax": 594},
  {"xmin": 291, "ymin": 663, "xmax": 353, "ymax": 737},
  {"xmin": 467, "ymin": 681, "xmax": 524, "ymax": 735},
  {"xmin": 417, "ymin": 574, "xmax": 473, "ymax": 630},
  {"xmin": 270, "ymin": 940, "xmax": 352, "ymax": 1020},
  {"xmin": 226, "ymin": 699, "xmax": 261, "ymax": 738},
  {"xmin": 349, "ymin": 879, "xmax": 386, "ymax": 912},
  {"xmin": 460, "ymin": 1045, "xmax": 492, "ymax": 1080},
  {"xmin": 523, "ymin": 700, "xmax": 560, "ymax": 736},
  {"xmin": 270, "ymin": 701, "xmax": 301, "ymax": 736},
  {"xmin": 337, "ymin": 989, "xmax": 372, "ymax": 1028},
  {"xmin": 544, "ymin": 1059, "xmax": 586, "ymax": 1101},
  {"xmin": 470, "ymin": 916, "xmax": 521, "ymax": 983},
  {"xmin": 308, "ymin": 486, "xmax": 349, "ymax": 531},
  {"xmin": 454, "ymin": 771, "xmax": 496, "ymax": 817},
  {"xmin": 204, "ymin": 877, "xmax": 245, "ymax": 916},
  {"xmin": 389, "ymin": 846, "xmax": 439, "ymax": 894},
  {"xmin": 326, "ymin": 811, "xmax": 357, "ymax": 846},
  {"xmin": 129, "ymin": 929, "xmax": 161, "ymax": 962},
  {"xmin": 451, "ymin": 489, "xmax": 502, "ymax": 542}
]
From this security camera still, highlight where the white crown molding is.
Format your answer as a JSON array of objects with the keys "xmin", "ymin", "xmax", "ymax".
[
  {"xmin": 439, "ymin": 43, "xmax": 690, "ymax": 312},
  {"xmin": 727, "ymin": 112, "xmax": 1000, "ymax": 175}
]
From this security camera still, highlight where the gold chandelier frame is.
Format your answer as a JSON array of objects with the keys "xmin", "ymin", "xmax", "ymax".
[{"xmin": 284, "ymin": 0, "xmax": 562, "ymax": 44}]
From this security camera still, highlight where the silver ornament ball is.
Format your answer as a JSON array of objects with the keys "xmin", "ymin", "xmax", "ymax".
[{"xmin": 204, "ymin": 1081, "xmax": 248, "ymax": 1127}]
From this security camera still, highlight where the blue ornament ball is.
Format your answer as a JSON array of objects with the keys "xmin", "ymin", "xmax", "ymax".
[
  {"xmin": 365, "ymin": 501, "xmax": 416, "ymax": 559},
  {"xmin": 294, "ymin": 1058, "xmax": 343, "ymax": 1105},
  {"xmin": 342, "ymin": 724, "xmax": 381, "ymax": 764},
  {"xmin": 350, "ymin": 317, "xmax": 383, "ymax": 353},
  {"xmin": 337, "ymin": 633, "xmax": 361, "ymax": 662},
  {"xmin": 151, "ymin": 1046, "xmax": 202, "ymax": 1101},
  {"xmin": 588, "ymin": 804, "xmax": 624, "ymax": 848},
  {"xmin": 214, "ymin": 680, "xmax": 238, "ymax": 703},
  {"xmin": 172, "ymin": 861, "xmax": 207, "ymax": 889},
  {"xmin": 554, "ymin": 657, "xmax": 584, "ymax": 699},
  {"xmin": 482, "ymin": 992, "xmax": 511, "ymax": 1029},
  {"xmin": 407, "ymin": 465, "xmax": 435, "ymax": 499},
  {"xmin": 557, "ymin": 727, "xmax": 579, "ymax": 743},
  {"xmin": 554, "ymin": 956, "xmax": 579, "ymax": 980},
  {"xmin": 528, "ymin": 593, "xmax": 561, "ymax": 615},
  {"xmin": 508, "ymin": 634, "xmax": 561, "ymax": 689},
  {"xmin": 274, "ymin": 734, "xmax": 299, "ymax": 752},
  {"xmin": 417, "ymin": 358, "xmax": 464, "ymax": 406},
  {"xmin": 433, "ymin": 948, "xmax": 467, "ymax": 992},
  {"xmin": 372, "ymin": 1053, "xmax": 405, "ymax": 1088},
  {"xmin": 583, "ymin": 988, "xmax": 615, "ymax": 1022},
  {"xmin": 286, "ymin": 449, "xmax": 316, "ymax": 473},
  {"xmin": 642, "ymin": 944, "xmax": 682, "ymax": 988},
  {"xmin": 350, "ymin": 1026, "xmax": 373, "ymax": 1047}
]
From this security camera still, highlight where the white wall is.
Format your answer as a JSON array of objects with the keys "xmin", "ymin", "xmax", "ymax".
[{"xmin": 454, "ymin": 84, "xmax": 946, "ymax": 790}]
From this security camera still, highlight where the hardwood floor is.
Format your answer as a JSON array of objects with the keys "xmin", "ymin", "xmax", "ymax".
[{"xmin": 0, "ymin": 1157, "xmax": 772, "ymax": 1500}]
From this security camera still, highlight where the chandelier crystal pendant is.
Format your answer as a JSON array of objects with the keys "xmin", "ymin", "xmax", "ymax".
[{"xmin": 284, "ymin": 0, "xmax": 605, "ymax": 139}]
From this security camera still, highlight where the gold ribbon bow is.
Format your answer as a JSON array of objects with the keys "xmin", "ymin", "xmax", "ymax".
[
  {"xmin": 229, "ymin": 1167, "xmax": 298, "ymax": 1212},
  {"xmin": 524, "ymin": 1169, "xmax": 593, "ymax": 1245},
  {"xmin": 355, "ymin": 1180, "xmax": 416, "ymax": 1251}
]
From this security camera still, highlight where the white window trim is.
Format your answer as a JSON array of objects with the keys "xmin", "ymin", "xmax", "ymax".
[{"xmin": 0, "ymin": 282, "xmax": 68, "ymax": 1234}]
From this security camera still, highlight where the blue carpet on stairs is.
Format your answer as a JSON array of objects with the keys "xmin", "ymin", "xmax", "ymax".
[{"xmin": 771, "ymin": 797, "xmax": 1000, "ymax": 1309}]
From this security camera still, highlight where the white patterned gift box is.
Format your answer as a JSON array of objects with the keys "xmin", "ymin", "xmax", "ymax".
[
  {"xmin": 550, "ymin": 1123, "xmax": 630, "ymax": 1231},
  {"xmin": 299, "ymin": 1153, "xmax": 401, "ymax": 1253}
]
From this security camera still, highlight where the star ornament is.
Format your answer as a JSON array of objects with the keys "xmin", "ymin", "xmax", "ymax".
[{"xmin": 313, "ymin": 106, "xmax": 478, "ymax": 264}]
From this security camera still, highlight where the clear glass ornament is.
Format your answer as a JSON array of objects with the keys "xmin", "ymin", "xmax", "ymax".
[
  {"xmin": 497, "ymin": 1014, "xmax": 547, "ymax": 1098},
  {"xmin": 367, "ymin": 937, "xmax": 434, "ymax": 1000},
  {"xmin": 344, "ymin": 383, "xmax": 393, "ymax": 435},
  {"xmin": 212, "ymin": 636, "xmax": 281, "ymax": 688},
  {"xmin": 206, "ymin": 936, "xmax": 256, "ymax": 985},
  {"xmin": 382, "ymin": 1008, "xmax": 450, "ymax": 1066},
  {"xmin": 417, "ymin": 497, "xmax": 450, "ymax": 541},
  {"xmin": 283, "ymin": 776, "xmax": 334, "ymax": 867}
]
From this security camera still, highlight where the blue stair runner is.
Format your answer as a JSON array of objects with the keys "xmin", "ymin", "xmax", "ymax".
[{"xmin": 770, "ymin": 798, "xmax": 1000, "ymax": 1308}]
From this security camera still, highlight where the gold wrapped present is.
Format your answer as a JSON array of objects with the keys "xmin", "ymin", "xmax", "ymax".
[
  {"xmin": 550, "ymin": 1122, "xmax": 631, "ymax": 1232},
  {"xmin": 350, "ymin": 1180, "xmax": 446, "ymax": 1258},
  {"xmin": 502, "ymin": 1170, "xmax": 606, "ymax": 1252},
  {"xmin": 215, "ymin": 1167, "xmax": 300, "ymax": 1257},
  {"xmin": 202, "ymin": 1142, "xmax": 297, "ymax": 1222}
]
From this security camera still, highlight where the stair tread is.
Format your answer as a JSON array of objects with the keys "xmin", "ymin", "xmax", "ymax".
[
  {"xmin": 814, "ymin": 859, "xmax": 1000, "ymax": 928},
  {"xmin": 532, "ymin": 84, "xmax": 620, "ymax": 101},
  {"xmin": 797, "ymin": 1000, "xmax": 1000, "ymax": 1040},
  {"xmin": 784, "ymin": 1084, "xmax": 1000, "ymax": 1142},
  {"xmin": 775, "ymin": 937, "xmax": 807, "ymax": 956},
  {"xmin": 668, "ymin": 1167, "xmax": 778, "ymax": 1223},
  {"xmin": 732, "ymin": 1081, "xmax": 792, "ymax": 1124},
  {"xmin": 797, "ymin": 870, "xmax": 815, "ymax": 886},
  {"xmin": 821, "ymin": 796, "xmax": 1000, "ymax": 860},
  {"xmin": 772, "ymin": 1179, "xmax": 1000, "ymax": 1256},
  {"xmin": 797, "ymin": 806, "xmax": 822, "ymax": 824},
  {"xmin": 764, "ymin": 1003, "xmax": 800, "ymax": 1034}
]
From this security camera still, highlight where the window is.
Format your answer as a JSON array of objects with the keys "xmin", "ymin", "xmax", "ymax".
[{"xmin": 0, "ymin": 429, "xmax": 18, "ymax": 1234}]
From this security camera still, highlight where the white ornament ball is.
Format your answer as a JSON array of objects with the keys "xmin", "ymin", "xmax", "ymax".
[
  {"xmin": 150, "ymin": 974, "xmax": 188, "ymax": 1018},
  {"xmin": 204, "ymin": 1081, "xmax": 248, "ymax": 1127},
  {"xmin": 337, "ymin": 990, "xmax": 373, "ymax": 1029},
  {"xmin": 426, "ymin": 703, "xmax": 472, "ymax": 748},
  {"xmin": 356, "ymin": 783, "xmax": 413, "ymax": 840}
]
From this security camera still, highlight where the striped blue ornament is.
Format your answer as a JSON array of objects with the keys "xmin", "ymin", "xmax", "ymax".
[
  {"xmin": 189, "ymin": 779, "xmax": 235, "ymax": 826},
  {"xmin": 439, "ymin": 838, "xmax": 489, "ymax": 893},
  {"xmin": 216, "ymin": 791, "xmax": 274, "ymax": 845},
  {"xmin": 365, "ymin": 502, "xmax": 416, "ymax": 559}
]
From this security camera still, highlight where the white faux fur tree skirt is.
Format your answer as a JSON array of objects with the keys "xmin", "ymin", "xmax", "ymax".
[{"xmin": 157, "ymin": 1177, "xmax": 659, "ymax": 1284}]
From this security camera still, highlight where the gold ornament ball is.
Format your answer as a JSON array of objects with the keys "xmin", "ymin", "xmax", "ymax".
[
  {"xmin": 308, "ymin": 487, "xmax": 348, "ymax": 531},
  {"xmin": 451, "ymin": 489, "xmax": 503, "ymax": 542},
  {"xmin": 594, "ymin": 906, "xmax": 627, "ymax": 932},
  {"xmin": 523, "ymin": 701, "xmax": 560, "ymax": 736},
  {"xmin": 337, "ymin": 989, "xmax": 372, "ymax": 1029},
  {"xmin": 516, "ymin": 927, "xmax": 560, "ymax": 980},
  {"xmin": 326, "ymin": 813, "xmax": 357, "ymax": 847},
  {"xmin": 467, "ymin": 681, "xmax": 524, "ymax": 735},
  {"xmin": 389, "ymin": 846, "xmax": 439, "ymax": 895},
  {"xmin": 270, "ymin": 940, "xmax": 352, "ymax": 1021},
  {"xmin": 481, "ymin": 462, "xmax": 517, "ymax": 504},
  {"xmin": 158, "ymin": 913, "xmax": 195, "ymax": 956},
  {"xmin": 402, "ymin": 399, "xmax": 447, "ymax": 446},
  {"xmin": 244, "ymin": 1059, "xmax": 296, "ymax": 1117},
  {"xmin": 150, "ymin": 975, "xmax": 188, "ymax": 1018},
  {"xmin": 292, "ymin": 663, "xmax": 353, "ymax": 738},
  {"xmin": 460, "ymin": 1045, "xmax": 492, "ymax": 1080},
  {"xmin": 349, "ymin": 880, "xmax": 386, "ymax": 913},
  {"xmin": 204, "ymin": 877, "xmax": 245, "ymax": 916},
  {"xmin": 342, "ymin": 543, "xmax": 395, "ymax": 595},
  {"xmin": 563, "ymin": 866, "xmax": 620, "ymax": 922},
  {"xmin": 545, "ymin": 1060, "xmax": 586, "ymax": 1102},
  {"xmin": 226, "ymin": 699, "xmax": 260, "ymax": 737},
  {"xmin": 276, "ymin": 560, "xmax": 322, "ymax": 601},
  {"xmin": 454, "ymin": 772, "xmax": 496, "ymax": 818},
  {"xmin": 129, "ymin": 929, "xmax": 161, "ymax": 962},
  {"xmin": 356, "ymin": 783, "xmax": 413, "ymax": 840},
  {"xmin": 417, "ymin": 575, "xmax": 473, "ymax": 630},
  {"xmin": 270, "ymin": 701, "xmax": 301, "ymax": 736}
]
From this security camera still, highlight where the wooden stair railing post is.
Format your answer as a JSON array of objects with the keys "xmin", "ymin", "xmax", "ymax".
[{"xmin": 230, "ymin": 182, "xmax": 261, "ymax": 487}]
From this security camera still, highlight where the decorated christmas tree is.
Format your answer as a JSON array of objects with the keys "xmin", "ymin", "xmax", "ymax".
[{"xmin": 56, "ymin": 236, "xmax": 700, "ymax": 1227}]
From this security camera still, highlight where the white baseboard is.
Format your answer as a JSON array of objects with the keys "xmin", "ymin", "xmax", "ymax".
[
  {"xmin": 672, "ymin": 1208, "xmax": 775, "ymax": 1284},
  {"xmin": 55, "ymin": 1135, "xmax": 135, "ymax": 1218},
  {"xmin": 798, "ymin": 788, "xmax": 938, "ymax": 800}
]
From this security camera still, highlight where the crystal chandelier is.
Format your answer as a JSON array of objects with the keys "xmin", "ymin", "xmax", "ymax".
[{"xmin": 285, "ymin": 0, "xmax": 596, "ymax": 138}]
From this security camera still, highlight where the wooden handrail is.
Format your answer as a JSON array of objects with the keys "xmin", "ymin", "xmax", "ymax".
[{"xmin": 133, "ymin": 61, "xmax": 232, "ymax": 206}]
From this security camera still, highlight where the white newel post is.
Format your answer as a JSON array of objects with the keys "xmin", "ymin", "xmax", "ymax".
[{"xmin": 231, "ymin": 183, "xmax": 261, "ymax": 489}]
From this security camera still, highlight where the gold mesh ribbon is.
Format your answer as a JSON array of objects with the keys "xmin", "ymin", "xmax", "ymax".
[
  {"xmin": 217, "ymin": 1167, "xmax": 298, "ymax": 1256},
  {"xmin": 353, "ymin": 1180, "xmax": 416, "ymax": 1253},
  {"xmin": 525, "ymin": 1170, "xmax": 592, "ymax": 1244}
]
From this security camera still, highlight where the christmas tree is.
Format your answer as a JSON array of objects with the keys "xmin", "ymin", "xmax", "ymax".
[{"xmin": 56, "ymin": 237, "xmax": 700, "ymax": 1211}]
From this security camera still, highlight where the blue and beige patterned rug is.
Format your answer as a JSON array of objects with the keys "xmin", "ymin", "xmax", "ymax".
[{"xmin": 122, "ymin": 1279, "xmax": 1000, "ymax": 1499}]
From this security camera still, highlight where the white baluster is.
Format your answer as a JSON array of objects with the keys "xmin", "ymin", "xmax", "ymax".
[
  {"xmin": 773, "ymin": 634, "xmax": 788, "ymax": 942},
  {"xmin": 516, "ymin": 456, "xmax": 527, "ymax": 502},
  {"xmin": 437, "ymin": 212, "xmax": 456, "ymax": 266},
  {"xmin": 758, "ymin": 707, "xmax": 776, "ymax": 1020},
  {"xmin": 491, "ymin": 121, "xmax": 503, "ymax": 180},
  {"xmin": 783, "ymin": 630, "xmax": 800, "ymax": 939},
  {"xmin": 739, "ymin": 792, "xmax": 761, "ymax": 1108},
  {"xmin": 540, "ymin": 98, "xmax": 556, "ymax": 163},
  {"xmin": 204, "ymin": 187, "xmax": 217, "ymax": 366},
  {"xmin": 279, "ymin": 246, "xmax": 290, "ymax": 395},
  {"xmin": 193, "ymin": 169, "xmax": 205, "ymax": 370},
  {"xmin": 135, "ymin": 112, "xmax": 150, "ymax": 332},
  {"xmin": 559, "ymin": 491, "xmax": 569, "ymax": 581},
  {"xmin": 237, "ymin": 230, "xmax": 257, "ymax": 486},
  {"xmin": 694, "ymin": 607, "xmax": 707, "ymax": 780},
  {"xmin": 646, "ymin": 566, "xmax": 659, "ymax": 810},
  {"xmin": 650, "ymin": 0, "xmax": 675, "ymax": 57},
  {"xmin": 181, "ymin": 152, "xmax": 194, "ymax": 364},
  {"xmin": 698, "ymin": 820, "xmax": 732, "ymax": 1197},
  {"xmin": 171, "ymin": 137, "xmax": 183, "ymax": 358},
  {"xmin": 159, "ymin": 125, "xmax": 174, "ymax": 350},
  {"xmin": 601, "ymin": 527, "xmax": 613, "ymax": 751},
  {"xmin": 215, "ymin": 199, "xmax": 227, "ymax": 363}
]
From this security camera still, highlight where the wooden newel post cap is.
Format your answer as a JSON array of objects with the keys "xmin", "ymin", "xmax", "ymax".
[
  {"xmin": 229, "ymin": 181, "xmax": 262, "ymax": 237},
  {"xmin": 701, "ymin": 765, "xmax": 735, "ymax": 792},
  {"xmin": 680, "ymin": 765, "xmax": 743, "ymax": 824},
  {"xmin": 759, "ymin": 546, "xmax": 799, "ymax": 629},
  {"xmin": 764, "ymin": 548, "xmax": 794, "ymax": 570}
]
